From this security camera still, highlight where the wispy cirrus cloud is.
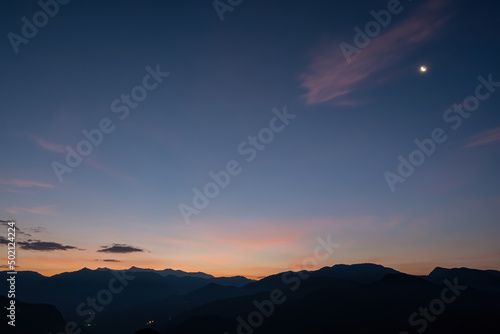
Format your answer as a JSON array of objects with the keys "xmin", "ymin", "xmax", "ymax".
[
  {"xmin": 464, "ymin": 127, "xmax": 500, "ymax": 148},
  {"xmin": 26, "ymin": 226, "xmax": 48, "ymax": 234},
  {"xmin": 198, "ymin": 219, "xmax": 315, "ymax": 252},
  {"xmin": 0, "ymin": 264, "xmax": 20, "ymax": 269},
  {"xmin": 0, "ymin": 178, "xmax": 55, "ymax": 189},
  {"xmin": 5, "ymin": 205, "xmax": 58, "ymax": 216},
  {"xmin": 84, "ymin": 157, "xmax": 135, "ymax": 182},
  {"xmin": 0, "ymin": 221, "xmax": 31, "ymax": 238},
  {"xmin": 98, "ymin": 243, "xmax": 144, "ymax": 253},
  {"xmin": 31, "ymin": 134, "xmax": 134, "ymax": 183},
  {"xmin": 31, "ymin": 135, "xmax": 66, "ymax": 154},
  {"xmin": 0, "ymin": 223, "xmax": 48, "ymax": 239},
  {"xmin": 300, "ymin": 0, "xmax": 455, "ymax": 105}
]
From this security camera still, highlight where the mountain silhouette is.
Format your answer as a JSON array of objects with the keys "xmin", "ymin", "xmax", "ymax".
[
  {"xmin": 2, "ymin": 264, "xmax": 499, "ymax": 334},
  {"xmin": 426, "ymin": 266, "xmax": 500, "ymax": 292},
  {"xmin": 310, "ymin": 263, "xmax": 400, "ymax": 282}
]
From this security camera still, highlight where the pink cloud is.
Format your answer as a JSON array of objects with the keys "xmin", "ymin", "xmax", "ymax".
[
  {"xmin": 5, "ymin": 205, "xmax": 58, "ymax": 216},
  {"xmin": 31, "ymin": 136, "xmax": 66, "ymax": 154},
  {"xmin": 0, "ymin": 178, "xmax": 55, "ymax": 188},
  {"xmin": 384, "ymin": 216, "xmax": 403, "ymax": 228},
  {"xmin": 195, "ymin": 215, "xmax": 402, "ymax": 253},
  {"xmin": 84, "ymin": 157, "xmax": 135, "ymax": 182},
  {"xmin": 464, "ymin": 127, "xmax": 500, "ymax": 148},
  {"xmin": 32, "ymin": 133, "xmax": 134, "ymax": 182},
  {"xmin": 155, "ymin": 236, "xmax": 205, "ymax": 247},
  {"xmin": 300, "ymin": 0, "xmax": 454, "ymax": 105},
  {"xmin": 201, "ymin": 220, "xmax": 308, "ymax": 250}
]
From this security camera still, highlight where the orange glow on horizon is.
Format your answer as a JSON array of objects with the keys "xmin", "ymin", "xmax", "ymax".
[{"xmin": 6, "ymin": 253, "xmax": 500, "ymax": 279}]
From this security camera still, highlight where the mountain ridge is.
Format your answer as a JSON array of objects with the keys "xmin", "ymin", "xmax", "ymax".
[
  {"xmin": 4, "ymin": 263, "xmax": 500, "ymax": 280},
  {"xmin": 2, "ymin": 263, "xmax": 499, "ymax": 334}
]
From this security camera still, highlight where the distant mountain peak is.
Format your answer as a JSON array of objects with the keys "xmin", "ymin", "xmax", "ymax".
[
  {"xmin": 313, "ymin": 263, "xmax": 400, "ymax": 283},
  {"xmin": 95, "ymin": 267, "xmax": 112, "ymax": 271},
  {"xmin": 429, "ymin": 266, "xmax": 482, "ymax": 275},
  {"xmin": 128, "ymin": 266, "xmax": 154, "ymax": 272}
]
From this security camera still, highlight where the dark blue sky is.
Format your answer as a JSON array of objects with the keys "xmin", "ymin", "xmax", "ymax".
[{"xmin": 1, "ymin": 0, "xmax": 499, "ymax": 277}]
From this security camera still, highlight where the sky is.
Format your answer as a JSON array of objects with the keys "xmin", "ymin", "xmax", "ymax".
[{"xmin": 0, "ymin": 0, "xmax": 499, "ymax": 279}]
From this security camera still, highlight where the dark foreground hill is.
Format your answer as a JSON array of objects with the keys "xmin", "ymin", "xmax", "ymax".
[
  {"xmin": 0, "ymin": 295, "xmax": 91, "ymax": 334},
  {"xmin": 161, "ymin": 271, "xmax": 500, "ymax": 334}
]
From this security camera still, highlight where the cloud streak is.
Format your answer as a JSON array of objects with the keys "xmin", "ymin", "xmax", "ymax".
[
  {"xmin": 98, "ymin": 243, "xmax": 144, "ymax": 253},
  {"xmin": 0, "ymin": 178, "xmax": 55, "ymax": 189},
  {"xmin": 5, "ymin": 205, "xmax": 58, "ymax": 216},
  {"xmin": 18, "ymin": 239, "xmax": 80, "ymax": 251},
  {"xmin": 31, "ymin": 135, "xmax": 132, "ymax": 182},
  {"xmin": 0, "ymin": 221, "xmax": 32, "ymax": 237},
  {"xmin": 26, "ymin": 226, "xmax": 48, "ymax": 234},
  {"xmin": 464, "ymin": 127, "xmax": 500, "ymax": 148},
  {"xmin": 31, "ymin": 135, "xmax": 66, "ymax": 154},
  {"xmin": 300, "ymin": 0, "xmax": 454, "ymax": 105}
]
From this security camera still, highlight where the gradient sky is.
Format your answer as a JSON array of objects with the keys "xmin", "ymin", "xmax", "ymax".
[{"xmin": 1, "ymin": 0, "xmax": 499, "ymax": 279}]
